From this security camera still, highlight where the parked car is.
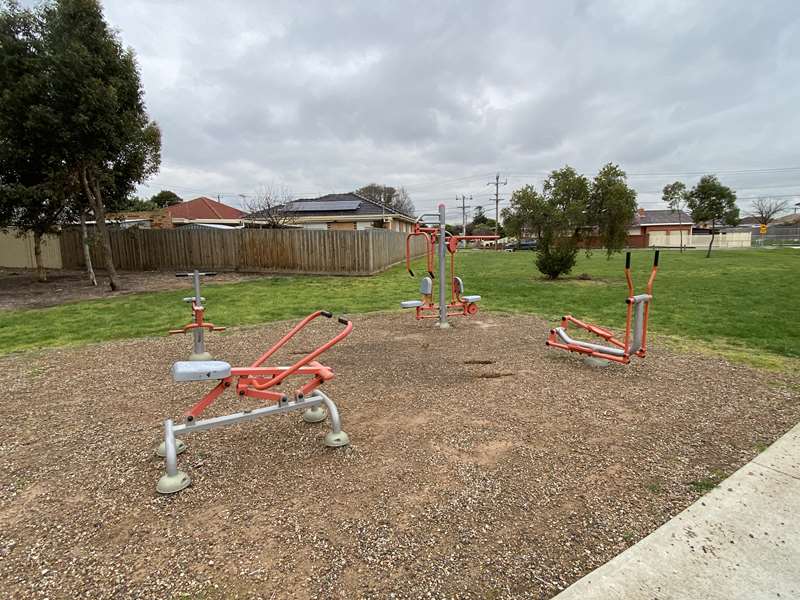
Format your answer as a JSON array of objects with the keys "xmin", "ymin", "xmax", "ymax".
[{"xmin": 505, "ymin": 240, "xmax": 538, "ymax": 251}]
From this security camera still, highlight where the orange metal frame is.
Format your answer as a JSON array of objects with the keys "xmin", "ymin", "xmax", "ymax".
[
  {"xmin": 546, "ymin": 251, "xmax": 660, "ymax": 364},
  {"xmin": 169, "ymin": 300, "xmax": 225, "ymax": 336},
  {"xmin": 184, "ymin": 311, "xmax": 353, "ymax": 421},
  {"xmin": 405, "ymin": 222, "xmax": 498, "ymax": 320}
]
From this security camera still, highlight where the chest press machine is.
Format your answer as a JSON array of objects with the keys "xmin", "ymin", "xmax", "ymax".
[
  {"xmin": 168, "ymin": 270, "xmax": 225, "ymax": 361},
  {"xmin": 546, "ymin": 251, "xmax": 660, "ymax": 365},
  {"xmin": 400, "ymin": 203, "xmax": 498, "ymax": 327},
  {"xmin": 156, "ymin": 310, "xmax": 353, "ymax": 494}
]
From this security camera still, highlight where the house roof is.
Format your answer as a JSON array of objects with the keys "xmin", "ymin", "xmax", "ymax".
[
  {"xmin": 773, "ymin": 213, "xmax": 800, "ymax": 226},
  {"xmin": 253, "ymin": 192, "xmax": 415, "ymax": 221},
  {"xmin": 166, "ymin": 196, "xmax": 246, "ymax": 220},
  {"xmin": 634, "ymin": 209, "xmax": 693, "ymax": 226}
]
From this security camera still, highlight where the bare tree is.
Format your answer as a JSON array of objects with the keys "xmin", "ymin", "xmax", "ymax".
[
  {"xmin": 393, "ymin": 186, "xmax": 415, "ymax": 216},
  {"xmin": 750, "ymin": 197, "xmax": 788, "ymax": 226},
  {"xmin": 244, "ymin": 185, "xmax": 297, "ymax": 228},
  {"xmin": 356, "ymin": 183, "xmax": 415, "ymax": 216}
]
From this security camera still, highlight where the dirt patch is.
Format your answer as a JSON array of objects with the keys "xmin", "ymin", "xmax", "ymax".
[
  {"xmin": 474, "ymin": 371, "xmax": 514, "ymax": 379},
  {"xmin": 0, "ymin": 312, "xmax": 798, "ymax": 599},
  {"xmin": 464, "ymin": 359, "xmax": 494, "ymax": 365},
  {"xmin": 0, "ymin": 268, "xmax": 263, "ymax": 310}
]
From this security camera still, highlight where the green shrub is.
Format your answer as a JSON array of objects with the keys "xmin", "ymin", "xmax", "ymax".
[{"xmin": 536, "ymin": 243, "xmax": 578, "ymax": 279}]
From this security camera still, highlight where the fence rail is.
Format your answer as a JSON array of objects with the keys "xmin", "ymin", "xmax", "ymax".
[{"xmin": 59, "ymin": 228, "xmax": 427, "ymax": 275}]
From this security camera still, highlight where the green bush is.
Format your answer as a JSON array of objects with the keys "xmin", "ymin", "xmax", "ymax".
[{"xmin": 535, "ymin": 243, "xmax": 578, "ymax": 279}]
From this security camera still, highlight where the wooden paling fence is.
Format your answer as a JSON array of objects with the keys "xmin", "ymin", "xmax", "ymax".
[{"xmin": 59, "ymin": 228, "xmax": 428, "ymax": 275}]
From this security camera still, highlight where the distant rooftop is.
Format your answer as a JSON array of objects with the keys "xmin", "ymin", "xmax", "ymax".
[
  {"xmin": 248, "ymin": 192, "xmax": 415, "ymax": 220},
  {"xmin": 634, "ymin": 209, "xmax": 693, "ymax": 226},
  {"xmin": 166, "ymin": 196, "xmax": 246, "ymax": 220}
]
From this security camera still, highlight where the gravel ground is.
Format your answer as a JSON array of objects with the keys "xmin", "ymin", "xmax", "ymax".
[{"xmin": 0, "ymin": 311, "xmax": 798, "ymax": 599}]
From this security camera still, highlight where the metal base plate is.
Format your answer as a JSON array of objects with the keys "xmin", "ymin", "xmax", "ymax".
[
  {"xmin": 324, "ymin": 430, "xmax": 350, "ymax": 448},
  {"xmin": 156, "ymin": 470, "xmax": 191, "ymax": 494},
  {"xmin": 156, "ymin": 438, "xmax": 187, "ymax": 457},
  {"xmin": 302, "ymin": 405, "xmax": 327, "ymax": 423},
  {"xmin": 583, "ymin": 356, "xmax": 612, "ymax": 368}
]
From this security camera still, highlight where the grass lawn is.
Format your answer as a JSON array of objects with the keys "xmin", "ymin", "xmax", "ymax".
[{"xmin": 1, "ymin": 248, "xmax": 797, "ymax": 368}]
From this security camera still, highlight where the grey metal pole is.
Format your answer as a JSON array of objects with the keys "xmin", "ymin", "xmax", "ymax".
[
  {"xmin": 193, "ymin": 269, "xmax": 201, "ymax": 303},
  {"xmin": 438, "ymin": 203, "xmax": 449, "ymax": 328},
  {"xmin": 192, "ymin": 270, "xmax": 205, "ymax": 357}
]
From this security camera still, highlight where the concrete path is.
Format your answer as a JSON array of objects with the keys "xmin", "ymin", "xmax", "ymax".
[{"xmin": 555, "ymin": 422, "xmax": 800, "ymax": 600}]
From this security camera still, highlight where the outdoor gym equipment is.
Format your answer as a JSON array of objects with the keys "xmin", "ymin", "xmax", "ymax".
[
  {"xmin": 546, "ymin": 250, "xmax": 660, "ymax": 365},
  {"xmin": 400, "ymin": 203, "xmax": 498, "ymax": 327},
  {"xmin": 169, "ymin": 270, "xmax": 225, "ymax": 361},
  {"xmin": 156, "ymin": 310, "xmax": 353, "ymax": 494}
]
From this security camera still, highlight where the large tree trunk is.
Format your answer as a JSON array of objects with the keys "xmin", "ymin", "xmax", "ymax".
[
  {"xmin": 33, "ymin": 231, "xmax": 47, "ymax": 282},
  {"xmin": 81, "ymin": 166, "xmax": 121, "ymax": 291},
  {"xmin": 80, "ymin": 208, "xmax": 97, "ymax": 286},
  {"xmin": 706, "ymin": 219, "xmax": 715, "ymax": 258}
]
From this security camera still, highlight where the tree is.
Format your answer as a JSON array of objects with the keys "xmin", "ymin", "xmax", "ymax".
[
  {"xmin": 503, "ymin": 167, "xmax": 590, "ymax": 279},
  {"xmin": 534, "ymin": 167, "xmax": 590, "ymax": 278},
  {"xmin": 686, "ymin": 175, "xmax": 739, "ymax": 257},
  {"xmin": 465, "ymin": 206, "xmax": 504, "ymax": 238},
  {"xmin": 750, "ymin": 197, "xmax": 788, "ymax": 226},
  {"xmin": 0, "ymin": 2, "xmax": 69, "ymax": 282},
  {"xmin": 662, "ymin": 181, "xmax": 689, "ymax": 252},
  {"xmin": 243, "ymin": 184, "xmax": 296, "ymax": 228},
  {"xmin": 150, "ymin": 189, "xmax": 182, "ymax": 208},
  {"xmin": 356, "ymin": 183, "xmax": 415, "ymax": 216},
  {"xmin": 46, "ymin": 0, "xmax": 161, "ymax": 290},
  {"xmin": 588, "ymin": 163, "xmax": 637, "ymax": 256},
  {"xmin": 502, "ymin": 185, "xmax": 548, "ymax": 240}
]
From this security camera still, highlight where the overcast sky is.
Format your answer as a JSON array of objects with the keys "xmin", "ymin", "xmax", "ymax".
[{"xmin": 102, "ymin": 0, "xmax": 800, "ymax": 220}]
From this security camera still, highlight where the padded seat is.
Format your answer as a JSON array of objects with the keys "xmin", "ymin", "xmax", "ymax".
[
  {"xmin": 462, "ymin": 295, "xmax": 481, "ymax": 303},
  {"xmin": 401, "ymin": 300, "xmax": 424, "ymax": 308},
  {"xmin": 172, "ymin": 360, "xmax": 232, "ymax": 382}
]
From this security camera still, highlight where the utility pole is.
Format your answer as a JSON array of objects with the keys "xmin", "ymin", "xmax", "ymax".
[
  {"xmin": 487, "ymin": 173, "xmax": 507, "ymax": 248},
  {"xmin": 458, "ymin": 195, "xmax": 472, "ymax": 249}
]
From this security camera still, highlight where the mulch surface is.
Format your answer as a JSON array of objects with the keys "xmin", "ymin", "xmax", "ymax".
[
  {"xmin": 0, "ymin": 311, "xmax": 798, "ymax": 599},
  {"xmin": 0, "ymin": 268, "xmax": 260, "ymax": 310}
]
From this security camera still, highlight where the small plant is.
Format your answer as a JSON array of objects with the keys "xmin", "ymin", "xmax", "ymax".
[
  {"xmin": 622, "ymin": 531, "xmax": 636, "ymax": 543},
  {"xmin": 645, "ymin": 482, "xmax": 662, "ymax": 494},
  {"xmin": 754, "ymin": 441, "xmax": 769, "ymax": 453},
  {"xmin": 689, "ymin": 470, "xmax": 727, "ymax": 494}
]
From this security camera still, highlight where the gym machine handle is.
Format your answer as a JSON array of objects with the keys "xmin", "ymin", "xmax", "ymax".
[
  {"xmin": 247, "ymin": 310, "xmax": 354, "ymax": 390},
  {"xmin": 653, "ymin": 250, "xmax": 660, "ymax": 267},
  {"xmin": 625, "ymin": 252, "xmax": 631, "ymax": 269},
  {"xmin": 175, "ymin": 271, "xmax": 218, "ymax": 277},
  {"xmin": 320, "ymin": 311, "xmax": 350, "ymax": 327}
]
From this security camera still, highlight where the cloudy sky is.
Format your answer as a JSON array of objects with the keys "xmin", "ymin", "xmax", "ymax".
[{"xmin": 102, "ymin": 0, "xmax": 800, "ymax": 220}]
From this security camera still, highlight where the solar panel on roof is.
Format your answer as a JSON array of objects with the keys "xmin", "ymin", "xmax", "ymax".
[{"xmin": 287, "ymin": 200, "xmax": 361, "ymax": 212}]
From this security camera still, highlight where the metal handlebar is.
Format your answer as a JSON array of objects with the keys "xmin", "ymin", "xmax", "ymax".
[
  {"xmin": 248, "ymin": 310, "xmax": 353, "ymax": 390},
  {"xmin": 176, "ymin": 271, "xmax": 217, "ymax": 277}
]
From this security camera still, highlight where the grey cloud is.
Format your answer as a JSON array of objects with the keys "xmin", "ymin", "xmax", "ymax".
[{"xmin": 101, "ymin": 0, "xmax": 800, "ymax": 213}]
